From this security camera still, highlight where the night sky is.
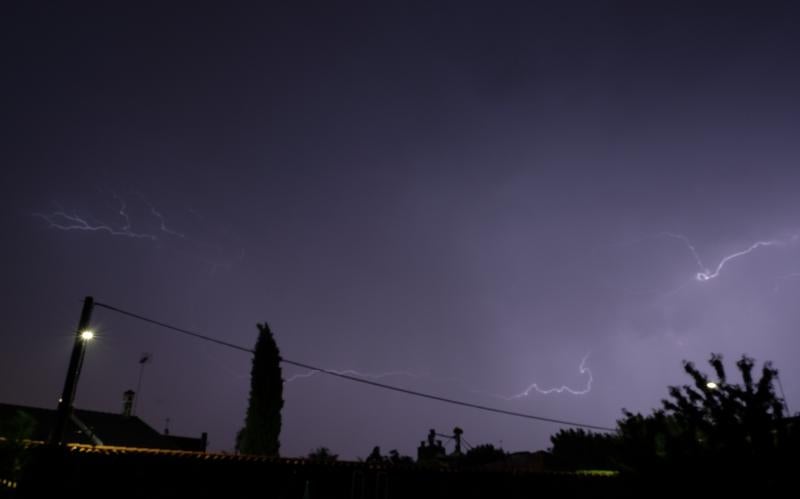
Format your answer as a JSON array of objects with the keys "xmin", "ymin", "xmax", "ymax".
[{"xmin": 3, "ymin": 1, "xmax": 800, "ymax": 459}]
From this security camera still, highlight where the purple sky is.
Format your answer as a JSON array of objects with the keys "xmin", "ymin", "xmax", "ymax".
[{"xmin": 3, "ymin": 1, "xmax": 800, "ymax": 458}]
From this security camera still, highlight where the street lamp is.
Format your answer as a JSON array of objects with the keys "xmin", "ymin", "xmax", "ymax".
[
  {"xmin": 706, "ymin": 381, "xmax": 719, "ymax": 390},
  {"xmin": 49, "ymin": 296, "xmax": 95, "ymax": 445}
]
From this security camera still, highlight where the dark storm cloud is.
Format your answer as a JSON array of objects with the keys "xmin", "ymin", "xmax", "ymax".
[{"xmin": 3, "ymin": 1, "xmax": 800, "ymax": 458}]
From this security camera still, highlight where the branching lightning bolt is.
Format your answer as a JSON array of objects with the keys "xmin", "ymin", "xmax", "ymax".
[
  {"xmin": 34, "ymin": 195, "xmax": 245, "ymax": 275},
  {"xmin": 499, "ymin": 354, "xmax": 593, "ymax": 400},
  {"xmin": 658, "ymin": 232, "xmax": 792, "ymax": 283},
  {"xmin": 659, "ymin": 232, "xmax": 707, "ymax": 274},
  {"xmin": 33, "ymin": 210, "xmax": 157, "ymax": 240},
  {"xmin": 149, "ymin": 206, "xmax": 185, "ymax": 238},
  {"xmin": 693, "ymin": 240, "xmax": 780, "ymax": 282},
  {"xmin": 35, "ymin": 194, "xmax": 187, "ymax": 241},
  {"xmin": 138, "ymin": 193, "xmax": 185, "ymax": 238},
  {"xmin": 112, "ymin": 193, "xmax": 133, "ymax": 231},
  {"xmin": 287, "ymin": 357, "xmax": 594, "ymax": 400}
]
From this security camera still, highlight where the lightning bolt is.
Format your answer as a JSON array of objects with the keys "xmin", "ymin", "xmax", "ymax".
[
  {"xmin": 285, "ymin": 368, "xmax": 422, "ymax": 383},
  {"xmin": 34, "ymin": 195, "xmax": 245, "ymax": 276},
  {"xmin": 286, "ymin": 357, "xmax": 595, "ymax": 400},
  {"xmin": 499, "ymin": 353, "xmax": 593, "ymax": 399},
  {"xmin": 33, "ymin": 209, "xmax": 157, "ymax": 240},
  {"xmin": 137, "ymin": 194, "xmax": 185, "ymax": 238},
  {"xmin": 655, "ymin": 232, "xmax": 795, "ymax": 283},
  {"xmin": 694, "ymin": 240, "xmax": 781, "ymax": 282},
  {"xmin": 112, "ymin": 193, "xmax": 132, "ymax": 231},
  {"xmin": 658, "ymin": 232, "xmax": 708, "ymax": 274}
]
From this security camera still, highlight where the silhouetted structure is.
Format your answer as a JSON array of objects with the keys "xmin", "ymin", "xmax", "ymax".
[
  {"xmin": 0, "ymin": 401, "xmax": 207, "ymax": 451},
  {"xmin": 416, "ymin": 429, "xmax": 447, "ymax": 464},
  {"xmin": 452, "ymin": 426, "xmax": 463, "ymax": 456},
  {"xmin": 122, "ymin": 390, "xmax": 135, "ymax": 418}
]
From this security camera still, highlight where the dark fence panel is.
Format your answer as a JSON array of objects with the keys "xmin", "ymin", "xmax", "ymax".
[{"xmin": 13, "ymin": 446, "xmax": 789, "ymax": 499}]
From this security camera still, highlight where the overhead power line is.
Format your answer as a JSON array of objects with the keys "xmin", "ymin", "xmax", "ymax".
[
  {"xmin": 278, "ymin": 358, "xmax": 615, "ymax": 432},
  {"xmin": 93, "ymin": 301, "xmax": 616, "ymax": 432},
  {"xmin": 95, "ymin": 302, "xmax": 254, "ymax": 354}
]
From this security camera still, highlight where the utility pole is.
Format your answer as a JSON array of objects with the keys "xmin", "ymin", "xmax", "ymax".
[{"xmin": 49, "ymin": 296, "xmax": 94, "ymax": 445}]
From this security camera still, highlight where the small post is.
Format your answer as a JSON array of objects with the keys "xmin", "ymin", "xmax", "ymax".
[{"xmin": 49, "ymin": 296, "xmax": 94, "ymax": 445}]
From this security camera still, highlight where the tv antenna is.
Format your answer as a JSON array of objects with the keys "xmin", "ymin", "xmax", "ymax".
[{"xmin": 134, "ymin": 352, "xmax": 152, "ymax": 415}]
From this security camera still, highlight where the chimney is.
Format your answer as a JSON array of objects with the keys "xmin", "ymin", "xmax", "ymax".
[
  {"xmin": 122, "ymin": 390, "xmax": 135, "ymax": 417},
  {"xmin": 453, "ymin": 427, "xmax": 463, "ymax": 456}
]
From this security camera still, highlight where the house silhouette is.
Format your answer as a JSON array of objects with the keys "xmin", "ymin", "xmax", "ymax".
[{"xmin": 0, "ymin": 400, "xmax": 206, "ymax": 452}]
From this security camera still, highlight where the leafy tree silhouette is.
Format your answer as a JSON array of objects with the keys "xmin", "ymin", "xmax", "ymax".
[
  {"xmin": 0, "ymin": 410, "xmax": 35, "ymax": 481},
  {"xmin": 365, "ymin": 446, "xmax": 414, "ymax": 465},
  {"xmin": 236, "ymin": 323, "xmax": 283, "ymax": 456},
  {"xmin": 462, "ymin": 444, "xmax": 508, "ymax": 468},
  {"xmin": 307, "ymin": 446, "xmax": 338, "ymax": 462},
  {"xmin": 365, "ymin": 445, "xmax": 383, "ymax": 463},
  {"xmin": 617, "ymin": 353, "xmax": 792, "ymax": 475},
  {"xmin": 549, "ymin": 428, "xmax": 618, "ymax": 470},
  {"xmin": 550, "ymin": 353, "xmax": 796, "ymax": 480}
]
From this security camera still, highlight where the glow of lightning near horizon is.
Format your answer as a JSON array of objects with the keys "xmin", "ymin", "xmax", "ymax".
[
  {"xmin": 499, "ymin": 354, "xmax": 593, "ymax": 400},
  {"xmin": 285, "ymin": 369, "xmax": 423, "ymax": 383}
]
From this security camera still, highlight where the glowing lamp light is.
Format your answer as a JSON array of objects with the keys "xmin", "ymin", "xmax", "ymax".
[
  {"xmin": 80, "ymin": 330, "xmax": 94, "ymax": 341},
  {"xmin": 706, "ymin": 381, "xmax": 718, "ymax": 390}
]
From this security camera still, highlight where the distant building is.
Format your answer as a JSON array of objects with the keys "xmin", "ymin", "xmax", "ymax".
[
  {"xmin": 417, "ymin": 429, "xmax": 447, "ymax": 463},
  {"xmin": 0, "ymin": 393, "xmax": 207, "ymax": 452}
]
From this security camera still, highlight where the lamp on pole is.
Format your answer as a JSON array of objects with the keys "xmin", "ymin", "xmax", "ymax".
[{"xmin": 49, "ymin": 296, "xmax": 94, "ymax": 445}]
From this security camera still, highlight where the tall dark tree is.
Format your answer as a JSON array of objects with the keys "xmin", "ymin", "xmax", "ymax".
[{"xmin": 236, "ymin": 322, "xmax": 283, "ymax": 456}]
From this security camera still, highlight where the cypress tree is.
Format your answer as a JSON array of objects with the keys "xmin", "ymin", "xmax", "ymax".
[{"xmin": 237, "ymin": 322, "xmax": 283, "ymax": 455}]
